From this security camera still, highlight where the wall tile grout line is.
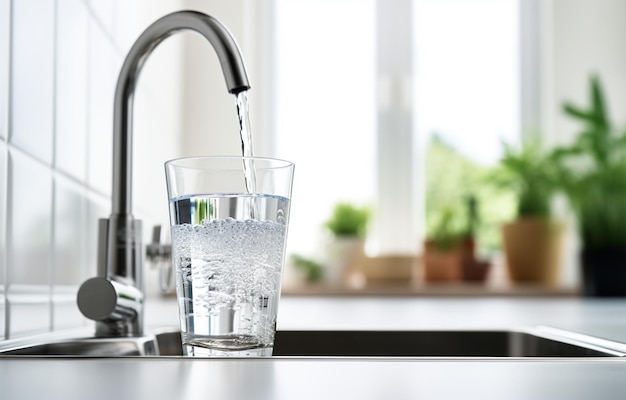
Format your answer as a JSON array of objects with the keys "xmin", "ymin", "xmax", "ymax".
[
  {"xmin": 5, "ymin": 149, "xmax": 11, "ymax": 339},
  {"xmin": 49, "ymin": 0, "xmax": 58, "ymax": 334},
  {"xmin": 3, "ymin": 0, "xmax": 12, "ymax": 340},
  {"xmin": 1, "ymin": 145, "xmax": 7, "ymax": 340}
]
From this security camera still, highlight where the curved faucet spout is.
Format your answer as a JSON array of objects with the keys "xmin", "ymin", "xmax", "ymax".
[
  {"xmin": 114, "ymin": 10, "xmax": 251, "ymax": 216},
  {"xmin": 78, "ymin": 11, "xmax": 251, "ymax": 337}
]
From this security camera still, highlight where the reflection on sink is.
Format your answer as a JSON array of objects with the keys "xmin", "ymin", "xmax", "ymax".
[
  {"xmin": 155, "ymin": 327, "xmax": 626, "ymax": 358},
  {"xmin": 0, "ymin": 335, "xmax": 158, "ymax": 357},
  {"xmin": 1, "ymin": 327, "xmax": 624, "ymax": 358}
]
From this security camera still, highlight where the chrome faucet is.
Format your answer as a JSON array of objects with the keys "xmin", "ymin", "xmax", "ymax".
[{"xmin": 77, "ymin": 11, "xmax": 251, "ymax": 337}]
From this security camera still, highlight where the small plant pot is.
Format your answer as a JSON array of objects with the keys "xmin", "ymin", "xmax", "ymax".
[
  {"xmin": 459, "ymin": 238, "xmax": 490, "ymax": 282},
  {"xmin": 462, "ymin": 260, "xmax": 491, "ymax": 282},
  {"xmin": 324, "ymin": 236, "xmax": 365, "ymax": 285},
  {"xmin": 501, "ymin": 218, "xmax": 564, "ymax": 285},
  {"xmin": 581, "ymin": 248, "xmax": 626, "ymax": 297},
  {"xmin": 360, "ymin": 255, "xmax": 415, "ymax": 283},
  {"xmin": 423, "ymin": 241, "xmax": 461, "ymax": 282}
]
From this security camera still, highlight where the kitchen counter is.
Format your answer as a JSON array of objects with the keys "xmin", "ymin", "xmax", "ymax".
[
  {"xmin": 4, "ymin": 296, "xmax": 626, "ymax": 399},
  {"xmin": 3, "ymin": 357, "xmax": 626, "ymax": 399}
]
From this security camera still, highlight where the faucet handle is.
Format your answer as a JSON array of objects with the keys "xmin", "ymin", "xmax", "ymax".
[
  {"xmin": 146, "ymin": 225, "xmax": 175, "ymax": 294},
  {"xmin": 77, "ymin": 277, "xmax": 144, "ymax": 337},
  {"xmin": 146, "ymin": 225, "xmax": 171, "ymax": 262}
]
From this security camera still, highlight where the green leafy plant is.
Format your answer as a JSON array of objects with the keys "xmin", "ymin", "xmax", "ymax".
[
  {"xmin": 325, "ymin": 202, "xmax": 370, "ymax": 238},
  {"xmin": 425, "ymin": 134, "xmax": 515, "ymax": 253},
  {"xmin": 552, "ymin": 75, "xmax": 626, "ymax": 250},
  {"xmin": 489, "ymin": 137, "xmax": 558, "ymax": 219},
  {"xmin": 427, "ymin": 206, "xmax": 466, "ymax": 251},
  {"xmin": 291, "ymin": 254, "xmax": 323, "ymax": 282}
]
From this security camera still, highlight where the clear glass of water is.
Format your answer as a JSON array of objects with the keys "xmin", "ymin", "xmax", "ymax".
[{"xmin": 164, "ymin": 156, "xmax": 294, "ymax": 357}]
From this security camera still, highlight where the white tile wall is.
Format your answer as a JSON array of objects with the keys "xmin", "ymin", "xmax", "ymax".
[
  {"xmin": 55, "ymin": 0, "xmax": 89, "ymax": 181},
  {"xmin": 8, "ymin": 150, "xmax": 53, "ymax": 286},
  {"xmin": 86, "ymin": 0, "xmax": 117, "ymax": 37},
  {"xmin": 0, "ymin": 0, "xmax": 183, "ymax": 340},
  {"xmin": 53, "ymin": 175, "xmax": 90, "ymax": 330},
  {"xmin": 0, "ymin": 142, "xmax": 6, "ymax": 339},
  {"xmin": 0, "ymin": 0, "xmax": 9, "ymax": 142},
  {"xmin": 0, "ymin": 0, "xmax": 237, "ymax": 341},
  {"xmin": 2, "ymin": 0, "xmax": 97, "ymax": 338},
  {"xmin": 86, "ymin": 20, "xmax": 116, "ymax": 196},
  {"xmin": 7, "ymin": 149, "xmax": 53, "ymax": 337},
  {"xmin": 10, "ymin": 0, "xmax": 55, "ymax": 164},
  {"xmin": 0, "ymin": 0, "xmax": 8, "ymax": 340}
]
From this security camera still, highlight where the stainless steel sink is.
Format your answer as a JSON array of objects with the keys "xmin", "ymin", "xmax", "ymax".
[
  {"xmin": 155, "ymin": 326, "xmax": 626, "ymax": 358},
  {"xmin": 0, "ymin": 334, "xmax": 158, "ymax": 356},
  {"xmin": 1, "ymin": 326, "xmax": 625, "ymax": 358}
]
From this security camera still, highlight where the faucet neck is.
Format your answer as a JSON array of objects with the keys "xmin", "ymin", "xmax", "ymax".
[{"xmin": 112, "ymin": 10, "xmax": 251, "ymax": 216}]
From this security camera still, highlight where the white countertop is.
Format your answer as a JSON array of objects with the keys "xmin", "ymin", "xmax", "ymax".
[
  {"xmin": 148, "ymin": 295, "xmax": 626, "ymax": 342},
  {"xmin": 4, "ymin": 296, "xmax": 626, "ymax": 399}
]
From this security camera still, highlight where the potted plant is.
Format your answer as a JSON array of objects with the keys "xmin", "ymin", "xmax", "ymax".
[
  {"xmin": 323, "ymin": 202, "xmax": 370, "ymax": 285},
  {"xmin": 552, "ymin": 75, "xmax": 626, "ymax": 296},
  {"xmin": 459, "ymin": 196, "xmax": 491, "ymax": 282},
  {"xmin": 423, "ymin": 206, "xmax": 465, "ymax": 282},
  {"xmin": 290, "ymin": 254, "xmax": 324, "ymax": 283},
  {"xmin": 490, "ymin": 137, "xmax": 565, "ymax": 284}
]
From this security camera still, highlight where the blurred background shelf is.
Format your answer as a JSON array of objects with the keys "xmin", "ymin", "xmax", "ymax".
[
  {"xmin": 284, "ymin": 252, "xmax": 581, "ymax": 297},
  {"xmin": 281, "ymin": 282, "xmax": 580, "ymax": 297}
]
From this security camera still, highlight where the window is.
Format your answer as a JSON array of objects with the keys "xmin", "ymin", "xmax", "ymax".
[
  {"xmin": 274, "ymin": 0, "xmax": 376, "ymax": 256},
  {"xmin": 415, "ymin": 0, "xmax": 520, "ymax": 253},
  {"xmin": 273, "ymin": 0, "xmax": 520, "ymax": 258},
  {"xmin": 415, "ymin": 0, "xmax": 519, "ymax": 166}
]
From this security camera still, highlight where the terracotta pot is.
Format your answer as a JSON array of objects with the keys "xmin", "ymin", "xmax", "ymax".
[
  {"xmin": 462, "ymin": 260, "xmax": 491, "ymax": 282},
  {"xmin": 459, "ymin": 237, "xmax": 490, "ymax": 282},
  {"xmin": 423, "ymin": 240, "xmax": 462, "ymax": 282},
  {"xmin": 360, "ymin": 255, "xmax": 415, "ymax": 282},
  {"xmin": 501, "ymin": 218, "xmax": 564, "ymax": 284}
]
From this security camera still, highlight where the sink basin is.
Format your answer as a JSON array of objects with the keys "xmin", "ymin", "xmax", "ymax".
[
  {"xmin": 0, "ymin": 334, "xmax": 158, "ymax": 356},
  {"xmin": 1, "ymin": 326, "xmax": 624, "ymax": 358},
  {"xmin": 155, "ymin": 327, "xmax": 626, "ymax": 358}
]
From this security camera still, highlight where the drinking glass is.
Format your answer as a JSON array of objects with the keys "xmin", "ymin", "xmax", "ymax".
[{"xmin": 165, "ymin": 156, "xmax": 294, "ymax": 357}]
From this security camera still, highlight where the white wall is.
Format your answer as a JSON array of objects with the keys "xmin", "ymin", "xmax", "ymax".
[
  {"xmin": 179, "ymin": 0, "xmax": 275, "ymax": 158},
  {"xmin": 542, "ymin": 0, "xmax": 626, "ymax": 146}
]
